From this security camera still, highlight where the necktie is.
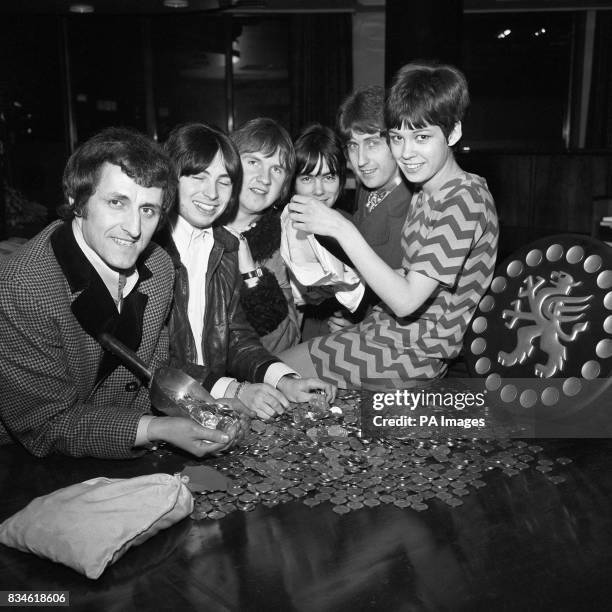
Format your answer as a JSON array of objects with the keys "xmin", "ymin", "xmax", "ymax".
[
  {"xmin": 365, "ymin": 188, "xmax": 389, "ymax": 213},
  {"xmin": 116, "ymin": 273, "xmax": 127, "ymax": 312}
]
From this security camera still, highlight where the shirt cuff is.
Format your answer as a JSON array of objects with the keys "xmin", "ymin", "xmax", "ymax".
[
  {"xmin": 135, "ymin": 415, "xmax": 155, "ymax": 446},
  {"xmin": 211, "ymin": 377, "xmax": 237, "ymax": 399},
  {"xmin": 265, "ymin": 362, "xmax": 300, "ymax": 388},
  {"xmin": 335, "ymin": 282, "xmax": 366, "ymax": 312}
]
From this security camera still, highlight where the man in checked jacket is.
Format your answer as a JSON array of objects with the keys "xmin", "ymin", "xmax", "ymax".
[{"xmin": 0, "ymin": 127, "xmax": 236, "ymax": 459}]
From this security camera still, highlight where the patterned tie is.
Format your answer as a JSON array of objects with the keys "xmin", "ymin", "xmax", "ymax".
[
  {"xmin": 116, "ymin": 273, "xmax": 127, "ymax": 312},
  {"xmin": 365, "ymin": 188, "xmax": 389, "ymax": 213}
]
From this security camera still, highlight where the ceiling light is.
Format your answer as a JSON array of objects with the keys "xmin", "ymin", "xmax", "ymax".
[
  {"xmin": 69, "ymin": 4, "xmax": 94, "ymax": 13},
  {"xmin": 163, "ymin": 0, "xmax": 189, "ymax": 7}
]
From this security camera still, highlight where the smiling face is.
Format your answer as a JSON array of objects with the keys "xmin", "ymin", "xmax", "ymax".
[
  {"xmin": 345, "ymin": 130, "xmax": 399, "ymax": 192},
  {"xmin": 178, "ymin": 150, "xmax": 233, "ymax": 229},
  {"xmin": 388, "ymin": 122, "xmax": 461, "ymax": 193},
  {"xmin": 238, "ymin": 148, "xmax": 287, "ymax": 216},
  {"xmin": 294, "ymin": 157, "xmax": 341, "ymax": 208},
  {"xmin": 75, "ymin": 162, "xmax": 162, "ymax": 271}
]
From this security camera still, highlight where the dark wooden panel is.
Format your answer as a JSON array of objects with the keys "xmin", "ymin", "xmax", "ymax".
[
  {"xmin": 591, "ymin": 155, "xmax": 612, "ymax": 198},
  {"xmin": 532, "ymin": 154, "xmax": 595, "ymax": 233},
  {"xmin": 385, "ymin": 0, "xmax": 463, "ymax": 84},
  {"xmin": 460, "ymin": 152, "xmax": 612, "ymax": 258},
  {"xmin": 461, "ymin": 152, "xmax": 533, "ymax": 228}
]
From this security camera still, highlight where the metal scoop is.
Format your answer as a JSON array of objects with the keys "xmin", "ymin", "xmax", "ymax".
[{"xmin": 97, "ymin": 332, "xmax": 214, "ymax": 418}]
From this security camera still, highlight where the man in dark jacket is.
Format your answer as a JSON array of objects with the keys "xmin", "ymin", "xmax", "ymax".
[
  {"xmin": 318, "ymin": 86, "xmax": 412, "ymax": 331},
  {"xmin": 161, "ymin": 123, "xmax": 334, "ymax": 419},
  {"xmin": 0, "ymin": 127, "xmax": 233, "ymax": 458}
]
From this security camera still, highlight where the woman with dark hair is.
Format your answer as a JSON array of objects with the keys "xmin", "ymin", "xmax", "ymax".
[
  {"xmin": 293, "ymin": 122, "xmax": 347, "ymax": 202},
  {"xmin": 280, "ymin": 123, "xmax": 363, "ymax": 313},
  {"xmin": 158, "ymin": 122, "xmax": 334, "ymax": 418},
  {"xmin": 225, "ymin": 117, "xmax": 301, "ymax": 355},
  {"xmin": 282, "ymin": 63, "xmax": 498, "ymax": 388}
]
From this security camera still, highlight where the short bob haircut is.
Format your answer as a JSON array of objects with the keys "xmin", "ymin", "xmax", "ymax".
[
  {"xmin": 231, "ymin": 117, "xmax": 296, "ymax": 207},
  {"xmin": 385, "ymin": 61, "xmax": 470, "ymax": 140},
  {"xmin": 164, "ymin": 122, "xmax": 243, "ymax": 226},
  {"xmin": 60, "ymin": 126, "xmax": 176, "ymax": 221},
  {"xmin": 337, "ymin": 85, "xmax": 386, "ymax": 143},
  {"xmin": 294, "ymin": 123, "xmax": 347, "ymax": 194}
]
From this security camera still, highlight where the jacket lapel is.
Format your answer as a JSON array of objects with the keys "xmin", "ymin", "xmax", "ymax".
[{"xmin": 51, "ymin": 221, "xmax": 151, "ymax": 383}]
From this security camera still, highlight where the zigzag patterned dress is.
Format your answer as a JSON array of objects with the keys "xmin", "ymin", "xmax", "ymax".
[{"xmin": 307, "ymin": 172, "xmax": 499, "ymax": 388}]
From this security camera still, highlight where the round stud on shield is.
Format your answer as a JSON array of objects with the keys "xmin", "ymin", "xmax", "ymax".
[{"xmin": 464, "ymin": 234, "xmax": 612, "ymax": 418}]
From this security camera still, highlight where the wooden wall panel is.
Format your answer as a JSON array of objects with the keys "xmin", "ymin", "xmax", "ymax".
[
  {"xmin": 384, "ymin": 0, "xmax": 463, "ymax": 84},
  {"xmin": 458, "ymin": 152, "xmax": 612, "ymax": 260},
  {"xmin": 531, "ymin": 155, "xmax": 593, "ymax": 233},
  {"xmin": 461, "ymin": 153, "xmax": 532, "ymax": 227},
  {"xmin": 591, "ymin": 156, "xmax": 612, "ymax": 198}
]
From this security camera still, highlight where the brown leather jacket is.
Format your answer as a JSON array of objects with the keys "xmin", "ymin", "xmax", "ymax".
[{"xmin": 156, "ymin": 224, "xmax": 279, "ymax": 390}]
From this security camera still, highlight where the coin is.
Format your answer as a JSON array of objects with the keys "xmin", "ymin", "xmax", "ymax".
[
  {"xmin": 330, "ymin": 496, "xmax": 348, "ymax": 505},
  {"xmin": 189, "ymin": 390, "xmax": 569, "ymax": 522},
  {"xmin": 393, "ymin": 499, "xmax": 411, "ymax": 508},
  {"xmin": 255, "ymin": 482, "xmax": 273, "ymax": 493},
  {"xmin": 207, "ymin": 510, "xmax": 226, "ymax": 520},
  {"xmin": 195, "ymin": 500, "xmax": 214, "ymax": 513},
  {"xmin": 288, "ymin": 487, "xmax": 306, "ymax": 498}
]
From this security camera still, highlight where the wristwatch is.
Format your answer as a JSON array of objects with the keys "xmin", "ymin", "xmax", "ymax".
[{"xmin": 241, "ymin": 267, "xmax": 263, "ymax": 280}]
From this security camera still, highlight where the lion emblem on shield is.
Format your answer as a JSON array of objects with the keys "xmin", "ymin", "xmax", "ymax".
[{"xmin": 498, "ymin": 271, "xmax": 593, "ymax": 377}]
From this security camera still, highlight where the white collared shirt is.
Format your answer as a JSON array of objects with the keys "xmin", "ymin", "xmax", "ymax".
[
  {"xmin": 72, "ymin": 219, "xmax": 138, "ymax": 311},
  {"xmin": 172, "ymin": 215, "xmax": 296, "ymax": 397},
  {"xmin": 172, "ymin": 215, "xmax": 215, "ymax": 367}
]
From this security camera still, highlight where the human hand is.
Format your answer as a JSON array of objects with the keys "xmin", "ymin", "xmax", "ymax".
[
  {"xmin": 276, "ymin": 375, "xmax": 337, "ymax": 403},
  {"xmin": 328, "ymin": 310, "xmax": 354, "ymax": 333},
  {"xmin": 235, "ymin": 382, "xmax": 290, "ymax": 421},
  {"xmin": 147, "ymin": 416, "xmax": 232, "ymax": 457},
  {"xmin": 214, "ymin": 398, "xmax": 254, "ymax": 444},
  {"xmin": 288, "ymin": 195, "xmax": 349, "ymax": 237},
  {"xmin": 225, "ymin": 228, "xmax": 257, "ymax": 273}
]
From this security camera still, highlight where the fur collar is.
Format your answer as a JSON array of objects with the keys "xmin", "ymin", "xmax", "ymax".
[{"xmin": 242, "ymin": 209, "xmax": 282, "ymax": 262}]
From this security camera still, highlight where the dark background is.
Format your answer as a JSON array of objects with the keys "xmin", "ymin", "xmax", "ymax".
[{"xmin": 1, "ymin": 0, "xmax": 611, "ymax": 260}]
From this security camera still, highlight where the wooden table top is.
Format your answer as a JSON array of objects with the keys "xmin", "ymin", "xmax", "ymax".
[{"xmin": 1, "ymin": 437, "xmax": 612, "ymax": 611}]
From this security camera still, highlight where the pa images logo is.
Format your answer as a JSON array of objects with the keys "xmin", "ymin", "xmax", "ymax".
[{"xmin": 465, "ymin": 238, "xmax": 612, "ymax": 415}]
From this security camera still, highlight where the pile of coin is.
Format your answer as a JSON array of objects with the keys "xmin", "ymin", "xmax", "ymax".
[
  {"xmin": 190, "ymin": 391, "xmax": 570, "ymax": 520},
  {"xmin": 169, "ymin": 393, "xmax": 239, "ymax": 434}
]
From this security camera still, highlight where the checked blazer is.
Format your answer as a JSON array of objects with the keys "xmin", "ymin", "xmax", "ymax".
[{"xmin": 0, "ymin": 220, "xmax": 174, "ymax": 458}]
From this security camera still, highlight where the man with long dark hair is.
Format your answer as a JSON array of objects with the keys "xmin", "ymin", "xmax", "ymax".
[{"xmin": 0, "ymin": 127, "xmax": 232, "ymax": 458}]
